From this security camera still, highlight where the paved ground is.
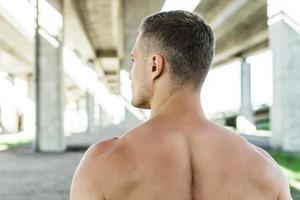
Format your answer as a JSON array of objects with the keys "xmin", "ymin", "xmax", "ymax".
[
  {"xmin": 0, "ymin": 132, "xmax": 298, "ymax": 200},
  {"xmin": 0, "ymin": 130, "xmax": 122, "ymax": 200},
  {"xmin": 0, "ymin": 145, "xmax": 83, "ymax": 200}
]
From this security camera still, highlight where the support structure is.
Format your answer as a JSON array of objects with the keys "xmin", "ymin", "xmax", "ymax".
[
  {"xmin": 86, "ymin": 92, "xmax": 95, "ymax": 134},
  {"xmin": 240, "ymin": 59, "xmax": 254, "ymax": 123},
  {"xmin": 269, "ymin": 0, "xmax": 300, "ymax": 152},
  {"xmin": 34, "ymin": 0, "xmax": 65, "ymax": 152}
]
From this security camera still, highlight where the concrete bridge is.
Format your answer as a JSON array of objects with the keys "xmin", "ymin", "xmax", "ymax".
[{"xmin": 0, "ymin": 0, "xmax": 299, "ymax": 153}]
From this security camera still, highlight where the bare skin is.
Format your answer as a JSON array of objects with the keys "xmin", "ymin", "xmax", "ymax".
[{"xmin": 70, "ymin": 32, "xmax": 292, "ymax": 200}]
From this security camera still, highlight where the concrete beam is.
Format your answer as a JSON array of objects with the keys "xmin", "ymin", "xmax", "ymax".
[
  {"xmin": 112, "ymin": 0, "xmax": 124, "ymax": 59},
  {"xmin": 0, "ymin": 48, "xmax": 30, "ymax": 76},
  {"xmin": 196, "ymin": 0, "xmax": 231, "ymax": 23},
  {"xmin": 64, "ymin": 0, "xmax": 95, "ymax": 61},
  {"xmin": 213, "ymin": 9, "xmax": 268, "ymax": 66},
  {"xmin": 64, "ymin": 0, "xmax": 111, "ymax": 91},
  {"xmin": 210, "ymin": 0, "xmax": 250, "ymax": 30},
  {"xmin": 214, "ymin": 0, "xmax": 266, "ymax": 40},
  {"xmin": 0, "ymin": 8, "xmax": 33, "ymax": 74},
  {"xmin": 96, "ymin": 49, "xmax": 118, "ymax": 58},
  {"xmin": 123, "ymin": 0, "xmax": 164, "ymax": 71},
  {"xmin": 196, "ymin": 0, "xmax": 225, "ymax": 20}
]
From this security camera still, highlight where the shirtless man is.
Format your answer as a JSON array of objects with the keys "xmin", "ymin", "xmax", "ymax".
[{"xmin": 70, "ymin": 10, "xmax": 292, "ymax": 200}]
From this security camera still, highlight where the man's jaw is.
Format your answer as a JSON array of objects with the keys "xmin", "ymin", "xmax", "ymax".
[{"xmin": 131, "ymin": 98, "xmax": 151, "ymax": 109}]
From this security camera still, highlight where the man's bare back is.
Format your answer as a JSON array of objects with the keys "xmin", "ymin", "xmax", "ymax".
[
  {"xmin": 70, "ymin": 10, "xmax": 292, "ymax": 200},
  {"xmin": 70, "ymin": 115, "xmax": 292, "ymax": 200}
]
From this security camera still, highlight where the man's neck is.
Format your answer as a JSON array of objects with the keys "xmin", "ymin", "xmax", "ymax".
[{"xmin": 149, "ymin": 87, "xmax": 206, "ymax": 119}]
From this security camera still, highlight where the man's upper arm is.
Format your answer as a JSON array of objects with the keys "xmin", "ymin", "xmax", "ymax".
[
  {"xmin": 277, "ymin": 171, "xmax": 293, "ymax": 200},
  {"xmin": 70, "ymin": 164, "xmax": 103, "ymax": 200},
  {"xmin": 257, "ymin": 147, "xmax": 293, "ymax": 200},
  {"xmin": 70, "ymin": 137, "xmax": 118, "ymax": 200},
  {"xmin": 252, "ymin": 145, "xmax": 293, "ymax": 199}
]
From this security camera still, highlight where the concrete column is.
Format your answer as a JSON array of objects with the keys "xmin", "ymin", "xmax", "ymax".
[
  {"xmin": 124, "ymin": 108, "xmax": 143, "ymax": 131},
  {"xmin": 99, "ymin": 105, "xmax": 111, "ymax": 128},
  {"xmin": 269, "ymin": 1, "xmax": 300, "ymax": 152},
  {"xmin": 240, "ymin": 59, "xmax": 254, "ymax": 123},
  {"xmin": 34, "ymin": 0, "xmax": 65, "ymax": 152},
  {"xmin": 27, "ymin": 74, "xmax": 34, "ymax": 101},
  {"xmin": 86, "ymin": 92, "xmax": 95, "ymax": 134}
]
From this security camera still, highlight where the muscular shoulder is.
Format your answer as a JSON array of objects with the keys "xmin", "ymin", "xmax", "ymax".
[
  {"xmin": 70, "ymin": 137, "xmax": 119, "ymax": 200},
  {"xmin": 87, "ymin": 136, "xmax": 120, "ymax": 157},
  {"xmin": 251, "ymin": 145, "xmax": 292, "ymax": 199},
  {"xmin": 215, "ymin": 129, "xmax": 291, "ymax": 199}
]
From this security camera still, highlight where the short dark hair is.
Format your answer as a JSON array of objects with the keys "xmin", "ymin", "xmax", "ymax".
[{"xmin": 139, "ymin": 10, "xmax": 214, "ymax": 90}]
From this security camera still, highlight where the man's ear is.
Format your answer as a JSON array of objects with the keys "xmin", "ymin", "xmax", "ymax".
[{"xmin": 151, "ymin": 54, "xmax": 164, "ymax": 80}]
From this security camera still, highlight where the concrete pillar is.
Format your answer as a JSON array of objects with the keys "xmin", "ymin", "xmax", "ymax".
[
  {"xmin": 123, "ymin": 108, "xmax": 143, "ymax": 131},
  {"xmin": 86, "ymin": 92, "xmax": 95, "ymax": 134},
  {"xmin": 34, "ymin": 0, "xmax": 65, "ymax": 152},
  {"xmin": 269, "ymin": 0, "xmax": 300, "ymax": 152},
  {"xmin": 27, "ymin": 74, "xmax": 34, "ymax": 101},
  {"xmin": 99, "ymin": 105, "xmax": 111, "ymax": 128},
  {"xmin": 240, "ymin": 59, "xmax": 254, "ymax": 123},
  {"xmin": 21, "ymin": 74, "xmax": 35, "ymax": 136}
]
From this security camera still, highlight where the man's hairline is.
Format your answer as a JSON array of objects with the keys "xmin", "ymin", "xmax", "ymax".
[{"xmin": 138, "ymin": 32, "xmax": 204, "ymax": 90}]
